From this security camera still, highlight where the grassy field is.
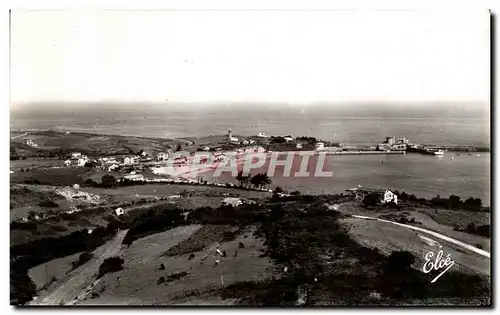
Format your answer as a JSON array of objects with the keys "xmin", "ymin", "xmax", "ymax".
[
  {"xmin": 10, "ymin": 167, "xmax": 92, "ymax": 186},
  {"xmin": 344, "ymin": 218, "xmax": 490, "ymax": 277},
  {"xmin": 28, "ymin": 252, "xmax": 83, "ymax": 290},
  {"xmin": 77, "ymin": 225, "xmax": 274, "ymax": 305},
  {"xmin": 415, "ymin": 207, "xmax": 490, "ymax": 228},
  {"xmin": 10, "ymin": 130, "xmax": 183, "ymax": 157},
  {"xmin": 80, "ymin": 184, "xmax": 271, "ymax": 207},
  {"xmin": 10, "ymin": 185, "xmax": 70, "ymax": 222},
  {"xmin": 81, "ymin": 184, "xmax": 270, "ymax": 198},
  {"xmin": 10, "ymin": 159, "xmax": 63, "ymax": 172},
  {"xmin": 332, "ymin": 201, "xmax": 491, "ymax": 252},
  {"xmin": 10, "ymin": 182, "xmax": 270, "ymax": 246},
  {"xmin": 13, "ymin": 193, "xmax": 491, "ymax": 306}
]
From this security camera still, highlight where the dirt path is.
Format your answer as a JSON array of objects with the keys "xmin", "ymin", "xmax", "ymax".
[
  {"xmin": 30, "ymin": 230, "xmax": 128, "ymax": 305},
  {"xmin": 352, "ymin": 215, "xmax": 490, "ymax": 258},
  {"xmin": 11, "ymin": 132, "xmax": 28, "ymax": 140}
]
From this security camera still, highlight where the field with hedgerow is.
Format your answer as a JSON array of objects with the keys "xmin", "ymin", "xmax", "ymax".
[{"xmin": 11, "ymin": 189, "xmax": 490, "ymax": 306}]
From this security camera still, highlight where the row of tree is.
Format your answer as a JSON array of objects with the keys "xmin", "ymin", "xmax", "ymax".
[{"xmin": 236, "ymin": 171, "xmax": 272, "ymax": 189}]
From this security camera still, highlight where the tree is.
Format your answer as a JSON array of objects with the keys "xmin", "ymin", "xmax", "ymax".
[
  {"xmin": 101, "ymin": 175, "xmax": 116, "ymax": 187},
  {"xmin": 250, "ymin": 173, "xmax": 272, "ymax": 189},
  {"xmin": 97, "ymin": 257, "xmax": 124, "ymax": 278},
  {"xmin": 463, "ymin": 197, "xmax": 482, "ymax": 211},
  {"xmin": 400, "ymin": 191, "xmax": 409, "ymax": 201},
  {"xmin": 296, "ymin": 136, "xmax": 317, "ymax": 144},
  {"xmin": 362, "ymin": 192, "xmax": 381, "ymax": 207},
  {"xmin": 72, "ymin": 252, "xmax": 93, "ymax": 270},
  {"xmin": 270, "ymin": 136, "xmax": 286, "ymax": 144},
  {"xmin": 176, "ymin": 144, "xmax": 182, "ymax": 152},
  {"xmin": 84, "ymin": 178, "xmax": 97, "ymax": 186},
  {"xmin": 449, "ymin": 195, "xmax": 462, "ymax": 209},
  {"xmin": 236, "ymin": 171, "xmax": 250, "ymax": 188},
  {"xmin": 385, "ymin": 250, "xmax": 415, "ymax": 273},
  {"xmin": 10, "ymin": 264, "xmax": 37, "ymax": 305},
  {"xmin": 85, "ymin": 161, "xmax": 98, "ymax": 168}
]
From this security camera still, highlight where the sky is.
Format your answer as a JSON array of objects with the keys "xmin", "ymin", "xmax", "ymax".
[{"xmin": 10, "ymin": 10, "xmax": 490, "ymax": 105}]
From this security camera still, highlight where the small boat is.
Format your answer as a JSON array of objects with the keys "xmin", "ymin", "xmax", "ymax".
[
  {"xmin": 450, "ymin": 157, "xmax": 454, "ymax": 160},
  {"xmin": 456, "ymin": 153, "xmax": 460, "ymax": 156},
  {"xmin": 434, "ymin": 149, "xmax": 445, "ymax": 156},
  {"xmin": 476, "ymin": 154, "xmax": 481, "ymax": 157}
]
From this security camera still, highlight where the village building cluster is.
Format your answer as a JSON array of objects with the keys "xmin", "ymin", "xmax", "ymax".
[
  {"xmin": 376, "ymin": 137, "xmax": 410, "ymax": 151},
  {"xmin": 24, "ymin": 139, "xmax": 38, "ymax": 147}
]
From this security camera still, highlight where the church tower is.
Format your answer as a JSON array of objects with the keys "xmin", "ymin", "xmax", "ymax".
[{"xmin": 228, "ymin": 128, "xmax": 232, "ymax": 141}]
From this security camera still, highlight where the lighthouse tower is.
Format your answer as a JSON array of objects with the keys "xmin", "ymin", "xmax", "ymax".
[{"xmin": 228, "ymin": 128, "xmax": 232, "ymax": 141}]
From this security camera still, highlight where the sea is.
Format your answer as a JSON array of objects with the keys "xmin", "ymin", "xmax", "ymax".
[{"xmin": 10, "ymin": 102, "xmax": 491, "ymax": 204}]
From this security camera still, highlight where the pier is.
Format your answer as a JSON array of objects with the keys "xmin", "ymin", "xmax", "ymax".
[{"xmin": 271, "ymin": 150, "xmax": 406, "ymax": 156}]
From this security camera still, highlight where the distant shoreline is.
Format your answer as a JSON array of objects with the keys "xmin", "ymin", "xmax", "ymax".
[{"xmin": 10, "ymin": 129, "xmax": 491, "ymax": 154}]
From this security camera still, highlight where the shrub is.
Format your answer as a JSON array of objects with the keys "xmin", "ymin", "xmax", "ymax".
[
  {"xmin": 101, "ymin": 175, "xmax": 116, "ymax": 188},
  {"xmin": 10, "ymin": 262, "xmax": 37, "ymax": 305},
  {"xmin": 38, "ymin": 199, "xmax": 59, "ymax": 208},
  {"xmin": 72, "ymin": 252, "xmax": 93, "ymax": 270},
  {"xmin": 11, "ymin": 221, "xmax": 37, "ymax": 231},
  {"xmin": 385, "ymin": 250, "xmax": 415, "ymax": 273},
  {"xmin": 97, "ymin": 257, "xmax": 124, "ymax": 279},
  {"xmin": 362, "ymin": 193, "xmax": 381, "ymax": 207},
  {"xmin": 274, "ymin": 186, "xmax": 284, "ymax": 193},
  {"xmin": 222, "ymin": 230, "xmax": 238, "ymax": 242},
  {"xmin": 84, "ymin": 178, "xmax": 97, "ymax": 186},
  {"xmin": 157, "ymin": 276, "xmax": 165, "ymax": 285}
]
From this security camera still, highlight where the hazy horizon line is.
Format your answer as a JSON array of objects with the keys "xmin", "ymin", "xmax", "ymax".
[{"xmin": 10, "ymin": 100, "xmax": 490, "ymax": 109}]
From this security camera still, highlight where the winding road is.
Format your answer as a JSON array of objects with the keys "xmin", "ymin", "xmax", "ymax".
[
  {"xmin": 11, "ymin": 132, "xmax": 28, "ymax": 140},
  {"xmin": 351, "ymin": 215, "xmax": 490, "ymax": 259}
]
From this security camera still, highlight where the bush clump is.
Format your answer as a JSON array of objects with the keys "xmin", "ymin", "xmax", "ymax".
[
  {"xmin": 72, "ymin": 252, "xmax": 93, "ymax": 270},
  {"xmin": 38, "ymin": 199, "xmax": 59, "ymax": 208},
  {"xmin": 97, "ymin": 257, "xmax": 124, "ymax": 279}
]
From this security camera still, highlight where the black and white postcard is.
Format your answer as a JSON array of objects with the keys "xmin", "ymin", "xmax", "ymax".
[{"xmin": 9, "ymin": 10, "xmax": 491, "ymax": 306}]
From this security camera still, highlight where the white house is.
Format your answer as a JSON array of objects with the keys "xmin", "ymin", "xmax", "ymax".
[
  {"xmin": 100, "ymin": 157, "xmax": 117, "ymax": 164},
  {"xmin": 108, "ymin": 164, "xmax": 119, "ymax": 171},
  {"xmin": 296, "ymin": 143, "xmax": 303, "ymax": 149},
  {"xmin": 156, "ymin": 152, "xmax": 169, "ymax": 161},
  {"xmin": 64, "ymin": 159, "xmax": 72, "ymax": 167},
  {"xmin": 115, "ymin": 207, "xmax": 125, "ymax": 216},
  {"xmin": 381, "ymin": 189, "xmax": 398, "ymax": 204},
  {"xmin": 315, "ymin": 142, "xmax": 325, "ymax": 150},
  {"xmin": 123, "ymin": 156, "xmax": 137, "ymax": 165},
  {"xmin": 77, "ymin": 157, "xmax": 89, "ymax": 167},
  {"xmin": 284, "ymin": 135, "xmax": 294, "ymax": 142},
  {"xmin": 123, "ymin": 174, "xmax": 144, "ymax": 181},
  {"xmin": 25, "ymin": 139, "xmax": 38, "ymax": 147},
  {"xmin": 257, "ymin": 132, "xmax": 268, "ymax": 138},
  {"xmin": 222, "ymin": 197, "xmax": 243, "ymax": 207},
  {"xmin": 71, "ymin": 152, "xmax": 82, "ymax": 159}
]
